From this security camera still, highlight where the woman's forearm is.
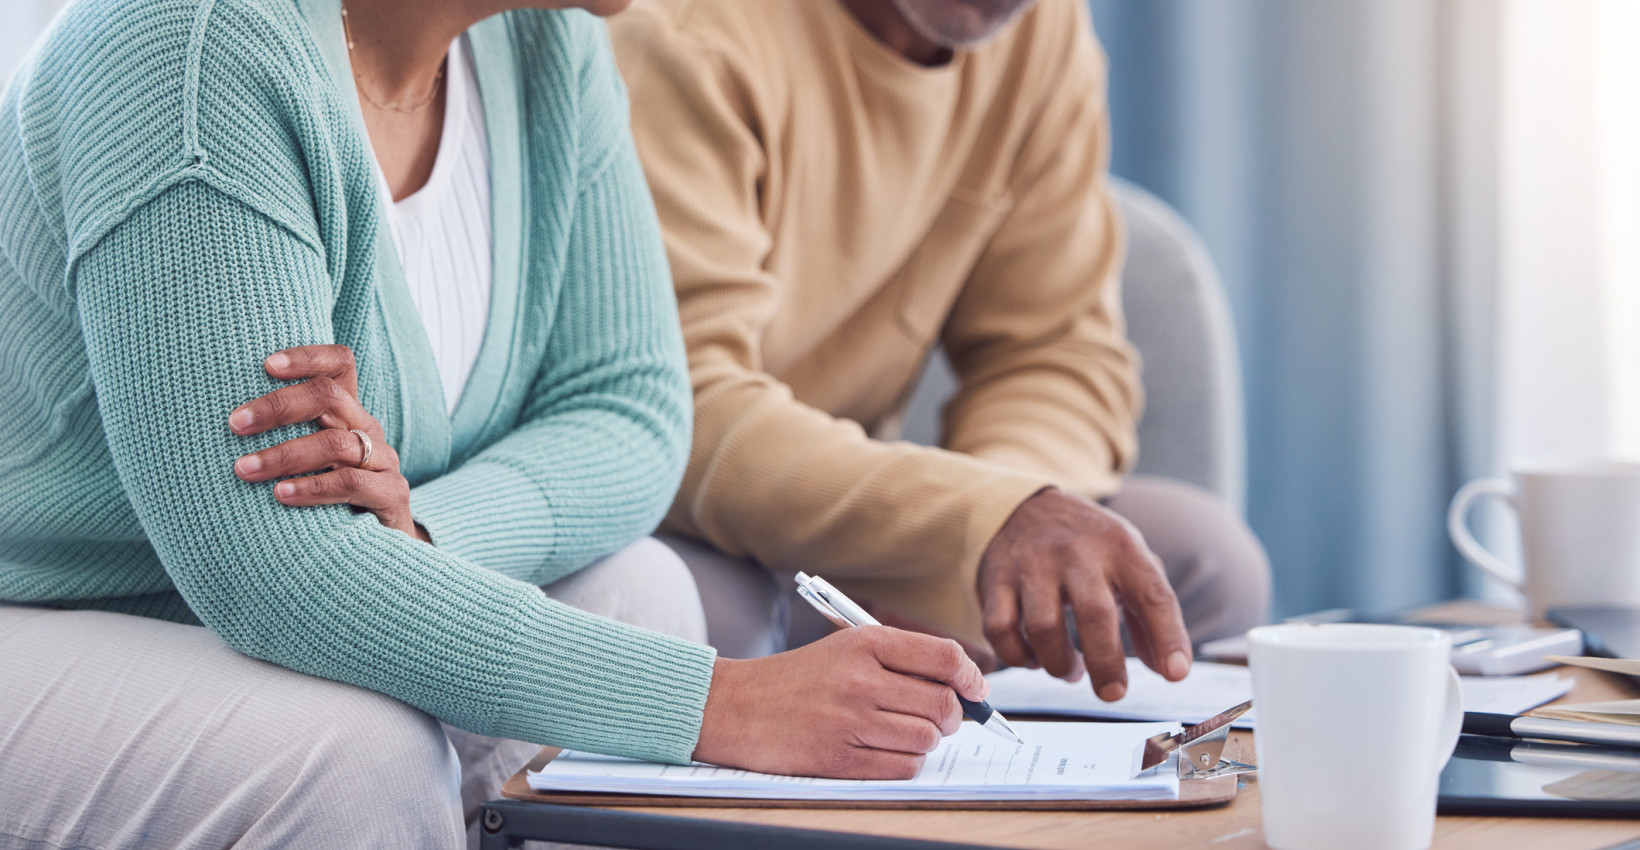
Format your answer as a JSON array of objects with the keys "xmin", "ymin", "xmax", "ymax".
[{"xmin": 75, "ymin": 178, "xmax": 714, "ymax": 762}]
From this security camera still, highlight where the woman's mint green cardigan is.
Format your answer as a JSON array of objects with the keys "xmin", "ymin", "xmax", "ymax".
[{"xmin": 0, "ymin": 0, "xmax": 716, "ymax": 763}]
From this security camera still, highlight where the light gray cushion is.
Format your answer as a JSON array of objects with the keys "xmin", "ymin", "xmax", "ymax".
[{"xmin": 899, "ymin": 177, "xmax": 1246, "ymax": 513}]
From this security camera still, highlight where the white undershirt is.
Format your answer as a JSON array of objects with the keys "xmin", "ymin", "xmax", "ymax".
[{"xmin": 373, "ymin": 36, "xmax": 492, "ymax": 413}]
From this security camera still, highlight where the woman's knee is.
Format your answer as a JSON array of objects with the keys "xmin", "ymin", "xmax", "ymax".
[
  {"xmin": 0, "ymin": 609, "xmax": 465, "ymax": 850},
  {"xmin": 544, "ymin": 537, "xmax": 709, "ymax": 644},
  {"xmin": 247, "ymin": 681, "xmax": 465, "ymax": 848}
]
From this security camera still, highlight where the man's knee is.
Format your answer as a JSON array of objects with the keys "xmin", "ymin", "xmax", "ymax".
[
  {"xmin": 1105, "ymin": 475, "xmax": 1272, "ymax": 643},
  {"xmin": 544, "ymin": 537, "xmax": 709, "ymax": 644}
]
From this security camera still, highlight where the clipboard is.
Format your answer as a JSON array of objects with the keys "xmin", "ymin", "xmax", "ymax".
[{"xmin": 500, "ymin": 736, "xmax": 1243, "ymax": 811}]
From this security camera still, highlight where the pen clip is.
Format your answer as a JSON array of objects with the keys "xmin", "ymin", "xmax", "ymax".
[{"xmin": 795, "ymin": 574, "xmax": 855, "ymax": 629}]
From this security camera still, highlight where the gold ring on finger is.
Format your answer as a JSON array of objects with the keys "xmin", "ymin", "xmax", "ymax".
[{"xmin": 349, "ymin": 428, "xmax": 373, "ymax": 467}]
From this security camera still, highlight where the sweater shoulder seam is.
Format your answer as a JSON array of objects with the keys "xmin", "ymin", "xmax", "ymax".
[
  {"xmin": 180, "ymin": 0, "xmax": 220, "ymax": 164},
  {"xmin": 64, "ymin": 166, "xmax": 325, "ymax": 298}
]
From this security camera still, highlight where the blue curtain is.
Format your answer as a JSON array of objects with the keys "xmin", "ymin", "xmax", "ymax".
[{"xmin": 1086, "ymin": 0, "xmax": 1496, "ymax": 616}]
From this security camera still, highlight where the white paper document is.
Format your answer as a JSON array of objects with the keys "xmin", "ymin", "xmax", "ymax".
[
  {"xmin": 1460, "ymin": 673, "xmax": 1575, "ymax": 715},
  {"xmin": 526, "ymin": 720, "xmax": 1181, "ymax": 802},
  {"xmin": 985, "ymin": 659, "xmax": 1573, "ymax": 728},
  {"xmin": 986, "ymin": 660, "xmax": 1251, "ymax": 725}
]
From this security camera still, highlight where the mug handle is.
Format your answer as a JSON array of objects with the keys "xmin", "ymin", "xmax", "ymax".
[
  {"xmin": 1447, "ymin": 478, "xmax": 1524, "ymax": 592},
  {"xmin": 1433, "ymin": 665, "xmax": 1464, "ymax": 774}
]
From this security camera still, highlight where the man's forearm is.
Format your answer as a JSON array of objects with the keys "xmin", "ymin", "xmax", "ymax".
[{"xmin": 670, "ymin": 368, "xmax": 1050, "ymax": 643}]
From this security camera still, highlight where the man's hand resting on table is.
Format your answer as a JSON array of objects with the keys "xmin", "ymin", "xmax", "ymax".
[
  {"xmin": 693, "ymin": 627, "xmax": 987, "ymax": 779},
  {"xmin": 979, "ymin": 487, "xmax": 1193, "ymax": 701}
]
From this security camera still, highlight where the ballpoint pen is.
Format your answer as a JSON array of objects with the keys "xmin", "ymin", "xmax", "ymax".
[
  {"xmin": 1456, "ymin": 733, "xmax": 1640, "ymax": 774},
  {"xmin": 794, "ymin": 571, "xmax": 1025, "ymax": 745},
  {"xmin": 1463, "ymin": 711, "xmax": 1640, "ymax": 750}
]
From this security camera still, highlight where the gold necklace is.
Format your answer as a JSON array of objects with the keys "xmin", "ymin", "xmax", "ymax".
[{"xmin": 340, "ymin": 2, "xmax": 444, "ymax": 113}]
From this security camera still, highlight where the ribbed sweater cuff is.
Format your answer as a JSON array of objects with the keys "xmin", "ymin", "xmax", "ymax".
[
  {"xmin": 965, "ymin": 472, "xmax": 1057, "ymax": 569},
  {"xmin": 411, "ymin": 462, "xmax": 555, "ymax": 571},
  {"xmin": 500, "ymin": 594, "xmax": 717, "ymax": 764}
]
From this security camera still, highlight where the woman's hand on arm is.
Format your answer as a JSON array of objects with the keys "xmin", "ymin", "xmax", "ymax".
[
  {"xmin": 229, "ymin": 344, "xmax": 430, "ymax": 543},
  {"xmin": 692, "ymin": 627, "xmax": 988, "ymax": 779}
]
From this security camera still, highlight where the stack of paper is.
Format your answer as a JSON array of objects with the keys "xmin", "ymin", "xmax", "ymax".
[
  {"xmin": 985, "ymin": 659, "xmax": 1574, "ymax": 728},
  {"xmin": 527, "ymin": 720, "xmax": 1182, "ymax": 802},
  {"xmin": 1533, "ymin": 700, "xmax": 1640, "ymax": 725},
  {"xmin": 1532, "ymin": 656, "xmax": 1640, "ymax": 725}
]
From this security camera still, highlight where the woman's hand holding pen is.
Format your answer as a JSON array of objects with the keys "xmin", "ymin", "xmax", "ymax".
[
  {"xmin": 692, "ymin": 626, "xmax": 989, "ymax": 779},
  {"xmin": 229, "ymin": 345, "xmax": 429, "ymax": 543}
]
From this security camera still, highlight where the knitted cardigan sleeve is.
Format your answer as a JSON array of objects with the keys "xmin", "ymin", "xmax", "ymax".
[
  {"xmin": 408, "ymin": 33, "xmax": 693, "ymax": 584},
  {"xmin": 73, "ymin": 178, "xmax": 714, "ymax": 763}
]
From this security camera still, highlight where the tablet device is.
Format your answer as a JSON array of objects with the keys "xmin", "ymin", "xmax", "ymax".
[{"xmin": 1440, "ymin": 734, "xmax": 1640, "ymax": 818}]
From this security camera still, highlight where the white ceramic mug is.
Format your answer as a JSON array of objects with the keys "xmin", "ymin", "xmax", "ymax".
[
  {"xmin": 1448, "ymin": 458, "xmax": 1640, "ymax": 616},
  {"xmin": 1249, "ymin": 624, "xmax": 1462, "ymax": 850}
]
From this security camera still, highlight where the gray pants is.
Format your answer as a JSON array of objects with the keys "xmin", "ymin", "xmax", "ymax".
[
  {"xmin": 0, "ymin": 537, "xmax": 704, "ymax": 850},
  {"xmin": 669, "ymin": 475, "xmax": 1272, "ymax": 659}
]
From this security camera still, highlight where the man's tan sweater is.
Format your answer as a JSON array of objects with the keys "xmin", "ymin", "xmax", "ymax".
[{"xmin": 611, "ymin": 0, "xmax": 1140, "ymax": 644}]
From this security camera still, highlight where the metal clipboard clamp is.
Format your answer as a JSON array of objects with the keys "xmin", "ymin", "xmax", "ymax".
[{"xmin": 1141, "ymin": 700, "xmax": 1259, "ymax": 779}]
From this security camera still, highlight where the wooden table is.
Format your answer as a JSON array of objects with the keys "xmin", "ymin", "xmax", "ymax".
[{"xmin": 485, "ymin": 604, "xmax": 1640, "ymax": 849}]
